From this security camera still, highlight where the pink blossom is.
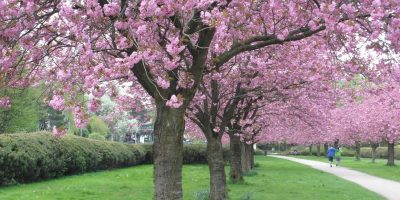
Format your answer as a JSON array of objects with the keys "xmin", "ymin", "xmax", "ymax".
[
  {"xmin": 156, "ymin": 77, "xmax": 170, "ymax": 89},
  {"xmin": 103, "ymin": 2, "xmax": 120, "ymax": 16},
  {"xmin": 88, "ymin": 99, "xmax": 101, "ymax": 112},
  {"xmin": 0, "ymin": 97, "xmax": 11, "ymax": 109},
  {"xmin": 166, "ymin": 37, "xmax": 185, "ymax": 56},
  {"xmin": 73, "ymin": 106, "xmax": 88, "ymax": 128},
  {"xmin": 166, "ymin": 95, "xmax": 183, "ymax": 108},
  {"xmin": 49, "ymin": 95, "xmax": 65, "ymax": 111},
  {"xmin": 52, "ymin": 126, "xmax": 66, "ymax": 138}
]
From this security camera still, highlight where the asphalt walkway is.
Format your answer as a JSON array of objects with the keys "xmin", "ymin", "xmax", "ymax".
[{"xmin": 270, "ymin": 155, "xmax": 400, "ymax": 200}]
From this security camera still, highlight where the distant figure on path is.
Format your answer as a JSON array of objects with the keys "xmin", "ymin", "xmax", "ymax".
[
  {"xmin": 327, "ymin": 146, "xmax": 336, "ymax": 167},
  {"xmin": 335, "ymin": 147, "xmax": 342, "ymax": 166}
]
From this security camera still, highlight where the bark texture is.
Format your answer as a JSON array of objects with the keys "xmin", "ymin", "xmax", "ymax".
[
  {"xmin": 241, "ymin": 142, "xmax": 253, "ymax": 173},
  {"xmin": 229, "ymin": 134, "xmax": 243, "ymax": 183},
  {"xmin": 355, "ymin": 141, "xmax": 361, "ymax": 161},
  {"xmin": 153, "ymin": 105, "xmax": 185, "ymax": 200},
  {"xmin": 371, "ymin": 143, "xmax": 379, "ymax": 163},
  {"xmin": 206, "ymin": 134, "xmax": 228, "ymax": 200},
  {"xmin": 387, "ymin": 142, "xmax": 395, "ymax": 166}
]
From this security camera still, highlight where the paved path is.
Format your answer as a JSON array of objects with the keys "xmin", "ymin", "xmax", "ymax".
[{"xmin": 270, "ymin": 155, "xmax": 400, "ymax": 200}]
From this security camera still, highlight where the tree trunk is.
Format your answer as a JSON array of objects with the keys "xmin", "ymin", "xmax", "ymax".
[
  {"xmin": 250, "ymin": 144, "xmax": 255, "ymax": 169},
  {"xmin": 153, "ymin": 105, "xmax": 185, "ymax": 200},
  {"xmin": 371, "ymin": 143, "xmax": 379, "ymax": 163},
  {"xmin": 317, "ymin": 144, "xmax": 321, "ymax": 157},
  {"xmin": 387, "ymin": 142, "xmax": 395, "ymax": 166},
  {"xmin": 241, "ymin": 142, "xmax": 253, "ymax": 173},
  {"xmin": 206, "ymin": 136, "xmax": 228, "ymax": 200},
  {"xmin": 324, "ymin": 143, "xmax": 328, "ymax": 157},
  {"xmin": 355, "ymin": 141, "xmax": 361, "ymax": 161},
  {"xmin": 283, "ymin": 142, "xmax": 288, "ymax": 151},
  {"xmin": 229, "ymin": 134, "xmax": 243, "ymax": 183},
  {"xmin": 309, "ymin": 145, "xmax": 313, "ymax": 156}
]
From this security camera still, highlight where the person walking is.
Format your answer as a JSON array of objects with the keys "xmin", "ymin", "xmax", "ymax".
[
  {"xmin": 335, "ymin": 147, "xmax": 342, "ymax": 166},
  {"xmin": 327, "ymin": 146, "xmax": 336, "ymax": 167}
]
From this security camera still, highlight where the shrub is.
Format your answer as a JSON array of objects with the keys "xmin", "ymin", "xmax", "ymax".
[
  {"xmin": 0, "ymin": 132, "xmax": 145, "ymax": 185},
  {"xmin": 254, "ymin": 149, "xmax": 264, "ymax": 155},
  {"xmin": 360, "ymin": 147, "xmax": 400, "ymax": 159},
  {"xmin": 0, "ymin": 132, "xmax": 234, "ymax": 186},
  {"xmin": 88, "ymin": 132, "xmax": 106, "ymax": 141},
  {"xmin": 141, "ymin": 143, "xmax": 230, "ymax": 164},
  {"xmin": 87, "ymin": 116, "xmax": 109, "ymax": 135}
]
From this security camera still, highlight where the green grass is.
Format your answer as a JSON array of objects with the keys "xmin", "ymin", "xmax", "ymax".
[
  {"xmin": 292, "ymin": 155, "xmax": 400, "ymax": 182},
  {"xmin": 0, "ymin": 156, "xmax": 383, "ymax": 200}
]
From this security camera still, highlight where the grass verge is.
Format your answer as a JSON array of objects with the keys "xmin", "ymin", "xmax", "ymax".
[
  {"xmin": 291, "ymin": 155, "xmax": 400, "ymax": 182},
  {"xmin": 0, "ymin": 156, "xmax": 384, "ymax": 200}
]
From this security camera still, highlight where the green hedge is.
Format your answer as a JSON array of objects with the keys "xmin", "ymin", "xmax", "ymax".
[
  {"xmin": 254, "ymin": 149, "xmax": 265, "ymax": 155},
  {"xmin": 141, "ymin": 143, "xmax": 230, "ymax": 164},
  {"xmin": 282, "ymin": 146, "xmax": 355, "ymax": 157},
  {"xmin": 282, "ymin": 145, "xmax": 398, "ymax": 159},
  {"xmin": 0, "ymin": 132, "xmax": 232, "ymax": 186},
  {"xmin": 360, "ymin": 147, "xmax": 400, "ymax": 160},
  {"xmin": 0, "ymin": 132, "xmax": 145, "ymax": 185}
]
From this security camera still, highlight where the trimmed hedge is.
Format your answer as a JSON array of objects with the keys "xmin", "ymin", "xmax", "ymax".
[
  {"xmin": 283, "ymin": 145, "xmax": 399, "ymax": 159},
  {"xmin": 254, "ymin": 149, "xmax": 265, "ymax": 155},
  {"xmin": 0, "ymin": 132, "xmax": 145, "ymax": 185},
  {"xmin": 0, "ymin": 132, "xmax": 232, "ymax": 186},
  {"xmin": 360, "ymin": 147, "xmax": 400, "ymax": 160},
  {"xmin": 141, "ymin": 143, "xmax": 230, "ymax": 164},
  {"xmin": 283, "ymin": 146, "xmax": 356, "ymax": 157}
]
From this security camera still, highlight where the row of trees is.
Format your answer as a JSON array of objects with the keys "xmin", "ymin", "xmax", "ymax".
[{"xmin": 1, "ymin": 1, "xmax": 399, "ymax": 200}]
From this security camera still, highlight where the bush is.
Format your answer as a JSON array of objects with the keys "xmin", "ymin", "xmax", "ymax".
[
  {"xmin": 254, "ymin": 149, "xmax": 265, "ymax": 155},
  {"xmin": 87, "ymin": 116, "xmax": 109, "ymax": 135},
  {"xmin": 0, "ymin": 132, "xmax": 145, "ymax": 185},
  {"xmin": 360, "ymin": 147, "xmax": 400, "ymax": 160},
  {"xmin": 281, "ymin": 145, "xmax": 356, "ymax": 157},
  {"xmin": 340, "ymin": 147, "xmax": 356, "ymax": 157},
  {"xmin": 88, "ymin": 132, "xmax": 106, "ymax": 141},
  {"xmin": 0, "ymin": 133, "xmax": 234, "ymax": 186},
  {"xmin": 141, "ymin": 143, "xmax": 230, "ymax": 164}
]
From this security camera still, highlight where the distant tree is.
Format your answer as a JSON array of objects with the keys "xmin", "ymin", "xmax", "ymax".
[
  {"xmin": 87, "ymin": 116, "xmax": 109, "ymax": 136},
  {"xmin": 0, "ymin": 88, "xmax": 42, "ymax": 133}
]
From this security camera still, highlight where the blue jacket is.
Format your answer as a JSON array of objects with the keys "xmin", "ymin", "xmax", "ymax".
[{"xmin": 327, "ymin": 147, "xmax": 336, "ymax": 157}]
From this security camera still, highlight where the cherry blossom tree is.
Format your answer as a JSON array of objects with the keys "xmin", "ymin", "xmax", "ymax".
[{"xmin": 1, "ymin": 1, "xmax": 399, "ymax": 199}]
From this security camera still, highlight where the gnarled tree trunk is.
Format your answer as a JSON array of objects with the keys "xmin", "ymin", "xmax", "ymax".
[
  {"xmin": 371, "ymin": 142, "xmax": 379, "ymax": 163},
  {"xmin": 153, "ymin": 105, "xmax": 185, "ymax": 200},
  {"xmin": 387, "ymin": 142, "xmax": 395, "ymax": 166},
  {"xmin": 229, "ymin": 133, "xmax": 243, "ymax": 183},
  {"xmin": 206, "ymin": 135, "xmax": 228, "ymax": 200},
  {"xmin": 309, "ymin": 145, "xmax": 313, "ymax": 156},
  {"xmin": 355, "ymin": 141, "xmax": 361, "ymax": 161}
]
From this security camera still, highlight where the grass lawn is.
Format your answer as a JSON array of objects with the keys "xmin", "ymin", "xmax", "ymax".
[
  {"xmin": 0, "ymin": 156, "xmax": 384, "ymax": 200},
  {"xmin": 292, "ymin": 155, "xmax": 400, "ymax": 182}
]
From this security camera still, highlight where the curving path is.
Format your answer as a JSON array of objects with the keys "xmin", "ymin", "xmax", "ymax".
[{"xmin": 270, "ymin": 155, "xmax": 400, "ymax": 200}]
